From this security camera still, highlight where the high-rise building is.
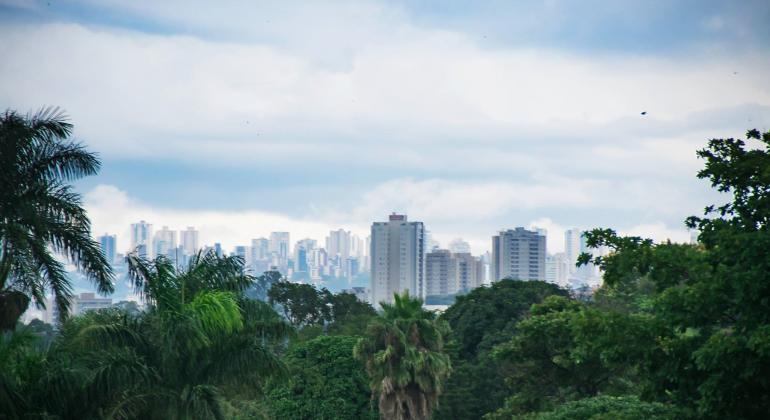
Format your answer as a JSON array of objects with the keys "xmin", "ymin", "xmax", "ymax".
[
  {"xmin": 575, "ymin": 236, "xmax": 607, "ymax": 286},
  {"xmin": 546, "ymin": 252, "xmax": 570, "ymax": 287},
  {"xmin": 491, "ymin": 227, "xmax": 546, "ymax": 282},
  {"xmin": 98, "ymin": 233, "xmax": 117, "ymax": 264},
  {"xmin": 326, "ymin": 229, "xmax": 351, "ymax": 261},
  {"xmin": 250, "ymin": 238, "xmax": 269, "ymax": 260},
  {"xmin": 153, "ymin": 226, "xmax": 177, "ymax": 258},
  {"xmin": 455, "ymin": 252, "xmax": 484, "ymax": 291},
  {"xmin": 130, "ymin": 220, "xmax": 152, "ymax": 256},
  {"xmin": 269, "ymin": 232, "xmax": 290, "ymax": 260},
  {"xmin": 564, "ymin": 228, "xmax": 582, "ymax": 275},
  {"xmin": 351, "ymin": 234, "xmax": 366, "ymax": 258},
  {"xmin": 370, "ymin": 213, "xmax": 425, "ymax": 305},
  {"xmin": 180, "ymin": 227, "xmax": 199, "ymax": 256},
  {"xmin": 448, "ymin": 238, "xmax": 471, "ymax": 254},
  {"xmin": 233, "ymin": 245, "xmax": 249, "ymax": 266},
  {"xmin": 425, "ymin": 249, "xmax": 453, "ymax": 296},
  {"xmin": 425, "ymin": 250, "xmax": 484, "ymax": 296}
]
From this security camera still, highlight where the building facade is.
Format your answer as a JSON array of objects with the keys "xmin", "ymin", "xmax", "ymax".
[
  {"xmin": 180, "ymin": 226, "xmax": 199, "ymax": 256},
  {"xmin": 153, "ymin": 226, "xmax": 177, "ymax": 258},
  {"xmin": 130, "ymin": 220, "xmax": 152, "ymax": 257},
  {"xmin": 98, "ymin": 233, "xmax": 117, "ymax": 264},
  {"xmin": 370, "ymin": 213, "xmax": 425, "ymax": 306},
  {"xmin": 491, "ymin": 227, "xmax": 546, "ymax": 282},
  {"xmin": 425, "ymin": 250, "xmax": 484, "ymax": 296}
]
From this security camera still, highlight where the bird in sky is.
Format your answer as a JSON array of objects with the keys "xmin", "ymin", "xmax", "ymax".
[{"xmin": 641, "ymin": 111, "xmax": 647, "ymax": 115}]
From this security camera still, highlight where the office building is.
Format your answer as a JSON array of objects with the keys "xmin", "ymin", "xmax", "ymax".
[
  {"xmin": 180, "ymin": 226, "xmax": 199, "ymax": 256},
  {"xmin": 130, "ymin": 220, "xmax": 152, "ymax": 256},
  {"xmin": 546, "ymin": 252, "xmax": 570, "ymax": 287},
  {"xmin": 455, "ymin": 252, "xmax": 484, "ymax": 291},
  {"xmin": 98, "ymin": 233, "xmax": 117, "ymax": 264},
  {"xmin": 370, "ymin": 213, "xmax": 425, "ymax": 305},
  {"xmin": 564, "ymin": 228, "xmax": 582, "ymax": 275},
  {"xmin": 425, "ymin": 249, "xmax": 453, "ymax": 296},
  {"xmin": 153, "ymin": 226, "xmax": 177, "ymax": 258},
  {"xmin": 327, "ymin": 229, "xmax": 351, "ymax": 261},
  {"xmin": 425, "ymin": 250, "xmax": 484, "ymax": 296},
  {"xmin": 491, "ymin": 227, "xmax": 546, "ymax": 282},
  {"xmin": 270, "ymin": 232, "xmax": 290, "ymax": 260}
]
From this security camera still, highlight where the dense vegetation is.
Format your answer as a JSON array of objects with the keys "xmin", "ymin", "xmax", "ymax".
[{"xmin": 1, "ymin": 109, "xmax": 769, "ymax": 419}]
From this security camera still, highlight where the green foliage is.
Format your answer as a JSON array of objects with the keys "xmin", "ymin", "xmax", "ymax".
[
  {"xmin": 441, "ymin": 280, "xmax": 569, "ymax": 360},
  {"xmin": 269, "ymin": 281, "xmax": 330, "ymax": 327},
  {"xmin": 490, "ymin": 296, "xmax": 653, "ymax": 415},
  {"xmin": 266, "ymin": 335, "xmax": 377, "ymax": 420},
  {"xmin": 2, "ymin": 252, "xmax": 290, "ymax": 419},
  {"xmin": 513, "ymin": 395, "xmax": 679, "ymax": 420},
  {"xmin": 248, "ymin": 269, "xmax": 283, "ymax": 301},
  {"xmin": 268, "ymin": 280, "xmax": 377, "ymax": 334},
  {"xmin": 0, "ymin": 107, "xmax": 113, "ymax": 329},
  {"xmin": 436, "ymin": 280, "xmax": 568, "ymax": 419},
  {"xmin": 354, "ymin": 292, "xmax": 451, "ymax": 420},
  {"xmin": 571, "ymin": 129, "xmax": 770, "ymax": 418}
]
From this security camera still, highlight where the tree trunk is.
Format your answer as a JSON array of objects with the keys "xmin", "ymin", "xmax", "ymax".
[{"xmin": 0, "ymin": 291, "xmax": 30, "ymax": 331}]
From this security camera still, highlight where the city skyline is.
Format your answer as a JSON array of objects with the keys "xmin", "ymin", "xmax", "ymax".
[{"xmin": 3, "ymin": 1, "xmax": 768, "ymax": 259}]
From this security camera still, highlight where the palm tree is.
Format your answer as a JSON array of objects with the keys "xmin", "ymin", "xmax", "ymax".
[
  {"xmin": 354, "ymin": 292, "xmax": 452, "ymax": 420},
  {"xmin": 37, "ymin": 251, "xmax": 291, "ymax": 419},
  {"xmin": 0, "ymin": 107, "xmax": 113, "ymax": 330}
]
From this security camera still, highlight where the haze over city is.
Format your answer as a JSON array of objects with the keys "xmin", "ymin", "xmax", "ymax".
[{"xmin": 2, "ymin": 0, "xmax": 769, "ymax": 256}]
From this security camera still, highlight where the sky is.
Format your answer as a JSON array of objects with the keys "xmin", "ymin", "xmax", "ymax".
[{"xmin": 1, "ymin": 0, "xmax": 769, "ymax": 255}]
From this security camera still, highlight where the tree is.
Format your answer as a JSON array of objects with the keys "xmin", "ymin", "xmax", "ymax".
[
  {"xmin": 266, "ymin": 335, "xmax": 377, "ymax": 419},
  {"xmin": 0, "ymin": 107, "xmax": 113, "ymax": 330},
  {"xmin": 435, "ymin": 280, "xmax": 568, "ymax": 419},
  {"xmin": 268, "ymin": 281, "xmax": 330, "ymax": 327},
  {"xmin": 488, "ymin": 296, "xmax": 651, "ymax": 417},
  {"xmin": 12, "ymin": 251, "xmax": 290, "ymax": 419},
  {"xmin": 267, "ymin": 281, "xmax": 377, "ymax": 333},
  {"xmin": 573, "ymin": 129, "xmax": 770, "ymax": 418},
  {"xmin": 354, "ymin": 292, "xmax": 451, "ymax": 420},
  {"xmin": 248, "ymin": 269, "xmax": 283, "ymax": 301},
  {"xmin": 326, "ymin": 292, "xmax": 377, "ymax": 336},
  {"xmin": 521, "ymin": 395, "xmax": 679, "ymax": 420}
]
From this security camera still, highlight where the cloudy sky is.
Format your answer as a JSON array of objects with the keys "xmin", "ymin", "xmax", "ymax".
[{"xmin": 2, "ymin": 0, "xmax": 769, "ymax": 254}]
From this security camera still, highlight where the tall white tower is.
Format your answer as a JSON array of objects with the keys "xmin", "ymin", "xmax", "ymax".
[
  {"xmin": 491, "ymin": 227, "xmax": 546, "ymax": 282},
  {"xmin": 370, "ymin": 214, "xmax": 425, "ymax": 307},
  {"xmin": 180, "ymin": 226, "xmax": 199, "ymax": 256},
  {"xmin": 564, "ymin": 228, "xmax": 582, "ymax": 275},
  {"xmin": 130, "ymin": 220, "xmax": 153, "ymax": 257}
]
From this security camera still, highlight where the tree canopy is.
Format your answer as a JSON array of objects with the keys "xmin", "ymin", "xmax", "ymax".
[{"xmin": 0, "ymin": 107, "xmax": 112, "ymax": 329}]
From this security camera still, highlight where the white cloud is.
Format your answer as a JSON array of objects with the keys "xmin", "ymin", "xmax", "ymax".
[
  {"xmin": 3, "ymin": 6, "xmax": 767, "ymax": 259},
  {"xmin": 620, "ymin": 222, "xmax": 691, "ymax": 244},
  {"xmin": 84, "ymin": 183, "xmax": 694, "ymax": 258},
  {"xmin": 0, "ymin": 21, "xmax": 767, "ymax": 169},
  {"xmin": 84, "ymin": 184, "xmax": 356, "ymax": 254}
]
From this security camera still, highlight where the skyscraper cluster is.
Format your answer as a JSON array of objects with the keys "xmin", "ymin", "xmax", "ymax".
[
  {"xmin": 98, "ymin": 221, "xmax": 369, "ymax": 285},
  {"xmin": 96, "ymin": 216, "xmax": 606, "ymax": 307}
]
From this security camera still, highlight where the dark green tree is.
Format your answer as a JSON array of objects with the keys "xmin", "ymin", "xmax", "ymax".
[
  {"xmin": 248, "ymin": 269, "xmax": 283, "ymax": 301},
  {"xmin": 521, "ymin": 395, "xmax": 679, "ymax": 420},
  {"xmin": 266, "ymin": 335, "xmax": 377, "ymax": 419},
  {"xmin": 572, "ymin": 129, "xmax": 770, "ymax": 418},
  {"xmin": 354, "ymin": 292, "xmax": 451, "ymax": 420},
  {"xmin": 488, "ymin": 296, "xmax": 651, "ymax": 417},
  {"xmin": 10, "ymin": 251, "xmax": 290, "ymax": 419},
  {"xmin": 268, "ymin": 281, "xmax": 329, "ymax": 327},
  {"xmin": 435, "ymin": 280, "xmax": 568, "ymax": 419},
  {"xmin": 0, "ymin": 108, "xmax": 113, "ymax": 330}
]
